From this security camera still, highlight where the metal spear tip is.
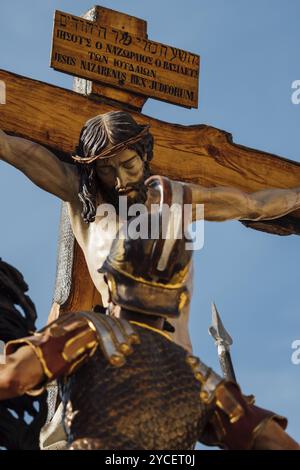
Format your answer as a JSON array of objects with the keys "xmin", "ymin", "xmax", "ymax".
[{"xmin": 208, "ymin": 302, "xmax": 233, "ymax": 347}]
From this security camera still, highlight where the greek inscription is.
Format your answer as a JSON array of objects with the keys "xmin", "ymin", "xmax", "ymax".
[
  {"xmin": 88, "ymin": 52, "xmax": 108, "ymax": 64},
  {"xmin": 106, "ymin": 44, "xmax": 153, "ymax": 65},
  {"xmin": 56, "ymin": 29, "xmax": 91, "ymax": 48},
  {"xmin": 162, "ymin": 61, "xmax": 198, "ymax": 78},
  {"xmin": 114, "ymin": 59, "xmax": 156, "ymax": 78}
]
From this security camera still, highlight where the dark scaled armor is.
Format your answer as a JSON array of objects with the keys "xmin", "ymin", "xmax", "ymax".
[{"xmin": 61, "ymin": 321, "xmax": 214, "ymax": 450}]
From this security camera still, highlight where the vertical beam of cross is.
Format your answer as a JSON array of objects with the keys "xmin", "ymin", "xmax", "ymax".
[{"xmin": 53, "ymin": 6, "xmax": 151, "ymax": 315}]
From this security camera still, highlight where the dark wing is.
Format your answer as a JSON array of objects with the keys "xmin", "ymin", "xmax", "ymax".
[{"xmin": 0, "ymin": 258, "xmax": 47, "ymax": 450}]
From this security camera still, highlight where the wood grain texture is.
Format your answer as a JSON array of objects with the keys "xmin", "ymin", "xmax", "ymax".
[
  {"xmin": 76, "ymin": 5, "xmax": 148, "ymax": 111},
  {"xmin": 84, "ymin": 5, "xmax": 148, "ymax": 37},
  {"xmin": 88, "ymin": 81, "xmax": 147, "ymax": 111},
  {"xmin": 1, "ymin": 68, "xmax": 300, "ymax": 234},
  {"xmin": 60, "ymin": 241, "xmax": 102, "ymax": 313}
]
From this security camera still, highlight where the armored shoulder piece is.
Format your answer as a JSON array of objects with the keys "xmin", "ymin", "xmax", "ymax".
[
  {"xmin": 186, "ymin": 354, "xmax": 287, "ymax": 449},
  {"xmin": 6, "ymin": 312, "xmax": 141, "ymax": 390},
  {"xmin": 74, "ymin": 312, "xmax": 140, "ymax": 367}
]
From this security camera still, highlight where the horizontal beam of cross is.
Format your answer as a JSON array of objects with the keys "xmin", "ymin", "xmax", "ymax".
[{"xmin": 1, "ymin": 68, "xmax": 300, "ymax": 235}]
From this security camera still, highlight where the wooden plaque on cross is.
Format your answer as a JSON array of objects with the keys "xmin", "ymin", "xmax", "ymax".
[{"xmin": 51, "ymin": 10, "xmax": 200, "ymax": 108}]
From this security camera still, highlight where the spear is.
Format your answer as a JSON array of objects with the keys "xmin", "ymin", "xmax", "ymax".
[{"xmin": 209, "ymin": 302, "xmax": 237, "ymax": 382}]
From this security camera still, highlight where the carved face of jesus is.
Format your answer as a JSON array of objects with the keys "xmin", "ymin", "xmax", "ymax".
[{"xmin": 95, "ymin": 147, "xmax": 148, "ymax": 209}]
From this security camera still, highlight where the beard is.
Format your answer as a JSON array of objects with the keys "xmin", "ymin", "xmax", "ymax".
[{"xmin": 99, "ymin": 164, "xmax": 150, "ymax": 214}]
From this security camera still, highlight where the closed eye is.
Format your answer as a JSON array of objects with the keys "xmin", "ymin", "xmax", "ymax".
[{"xmin": 122, "ymin": 156, "xmax": 138, "ymax": 169}]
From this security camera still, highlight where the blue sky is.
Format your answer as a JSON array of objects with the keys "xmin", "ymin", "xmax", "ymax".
[{"xmin": 0, "ymin": 0, "xmax": 300, "ymax": 444}]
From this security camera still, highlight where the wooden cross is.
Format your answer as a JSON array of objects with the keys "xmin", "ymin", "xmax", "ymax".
[{"xmin": 1, "ymin": 5, "xmax": 300, "ymax": 315}]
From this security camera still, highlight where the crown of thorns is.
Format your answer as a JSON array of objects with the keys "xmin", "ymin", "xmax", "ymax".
[{"xmin": 72, "ymin": 125, "xmax": 150, "ymax": 164}]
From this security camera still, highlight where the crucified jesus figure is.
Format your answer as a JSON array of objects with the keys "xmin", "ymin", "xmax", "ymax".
[{"xmin": 1, "ymin": 110, "xmax": 300, "ymax": 352}]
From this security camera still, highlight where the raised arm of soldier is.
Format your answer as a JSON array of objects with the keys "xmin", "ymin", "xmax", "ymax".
[
  {"xmin": 0, "ymin": 129, "xmax": 78, "ymax": 202},
  {"xmin": 190, "ymin": 183, "xmax": 300, "ymax": 221}
]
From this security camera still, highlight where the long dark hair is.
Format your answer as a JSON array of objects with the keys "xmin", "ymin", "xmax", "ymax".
[{"xmin": 74, "ymin": 111, "xmax": 154, "ymax": 224}]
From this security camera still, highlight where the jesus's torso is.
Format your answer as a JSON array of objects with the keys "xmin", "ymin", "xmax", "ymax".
[{"xmin": 67, "ymin": 184, "xmax": 193, "ymax": 352}]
